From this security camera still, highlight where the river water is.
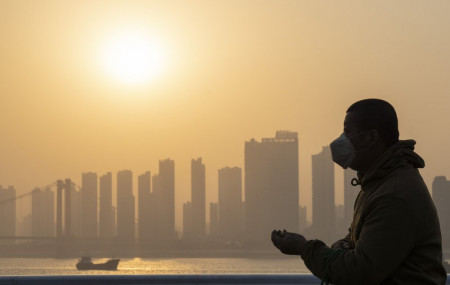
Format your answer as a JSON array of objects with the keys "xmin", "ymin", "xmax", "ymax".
[{"xmin": 0, "ymin": 257, "xmax": 310, "ymax": 275}]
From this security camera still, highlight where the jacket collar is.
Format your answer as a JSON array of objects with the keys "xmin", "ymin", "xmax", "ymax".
[{"xmin": 357, "ymin": 140, "xmax": 425, "ymax": 191}]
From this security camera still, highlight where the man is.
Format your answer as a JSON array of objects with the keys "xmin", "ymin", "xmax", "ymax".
[{"xmin": 272, "ymin": 99, "xmax": 447, "ymax": 284}]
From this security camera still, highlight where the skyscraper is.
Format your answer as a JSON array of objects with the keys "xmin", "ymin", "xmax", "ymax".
[
  {"xmin": 244, "ymin": 131, "xmax": 299, "ymax": 242},
  {"xmin": 218, "ymin": 166, "xmax": 242, "ymax": 240},
  {"xmin": 0, "ymin": 186, "xmax": 16, "ymax": 237},
  {"xmin": 81, "ymin": 172, "xmax": 98, "ymax": 238},
  {"xmin": 432, "ymin": 176, "xmax": 450, "ymax": 248},
  {"xmin": 191, "ymin": 158, "xmax": 206, "ymax": 237},
  {"xmin": 99, "ymin": 172, "xmax": 115, "ymax": 238},
  {"xmin": 155, "ymin": 159, "xmax": 175, "ymax": 240},
  {"xmin": 70, "ymin": 186, "xmax": 82, "ymax": 237},
  {"xmin": 146, "ymin": 174, "xmax": 159, "ymax": 241},
  {"xmin": 31, "ymin": 187, "xmax": 54, "ymax": 237},
  {"xmin": 117, "ymin": 170, "xmax": 135, "ymax": 240},
  {"xmin": 312, "ymin": 146, "xmax": 335, "ymax": 243},
  {"xmin": 138, "ymin": 171, "xmax": 152, "ymax": 240}
]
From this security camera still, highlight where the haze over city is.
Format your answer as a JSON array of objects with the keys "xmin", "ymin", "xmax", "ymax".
[{"xmin": 1, "ymin": 0, "xmax": 450, "ymax": 233}]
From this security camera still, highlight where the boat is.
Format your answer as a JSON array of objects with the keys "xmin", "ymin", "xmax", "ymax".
[{"xmin": 76, "ymin": 256, "xmax": 120, "ymax": 270}]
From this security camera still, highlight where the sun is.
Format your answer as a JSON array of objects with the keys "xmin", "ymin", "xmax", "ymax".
[{"xmin": 101, "ymin": 30, "xmax": 167, "ymax": 85}]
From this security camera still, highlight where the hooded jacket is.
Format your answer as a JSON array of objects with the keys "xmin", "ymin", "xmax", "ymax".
[{"xmin": 301, "ymin": 140, "xmax": 447, "ymax": 285}]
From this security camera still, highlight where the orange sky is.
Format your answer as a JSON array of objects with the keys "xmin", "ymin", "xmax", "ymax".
[{"xmin": 1, "ymin": 0, "xmax": 450, "ymax": 230}]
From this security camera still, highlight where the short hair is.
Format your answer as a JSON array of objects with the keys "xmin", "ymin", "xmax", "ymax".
[{"xmin": 346, "ymin": 99, "xmax": 399, "ymax": 147}]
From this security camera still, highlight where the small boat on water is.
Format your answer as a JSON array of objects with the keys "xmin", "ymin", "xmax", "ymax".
[{"xmin": 76, "ymin": 256, "xmax": 120, "ymax": 270}]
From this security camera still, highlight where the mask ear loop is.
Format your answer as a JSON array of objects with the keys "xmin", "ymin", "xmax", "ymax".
[{"xmin": 351, "ymin": 178, "xmax": 360, "ymax": 186}]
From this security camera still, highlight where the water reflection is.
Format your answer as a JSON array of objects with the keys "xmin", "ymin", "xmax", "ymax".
[{"xmin": 0, "ymin": 257, "xmax": 308, "ymax": 275}]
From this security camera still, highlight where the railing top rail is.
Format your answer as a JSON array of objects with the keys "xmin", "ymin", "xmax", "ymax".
[
  {"xmin": 0, "ymin": 274, "xmax": 321, "ymax": 284},
  {"xmin": 0, "ymin": 274, "xmax": 448, "ymax": 284}
]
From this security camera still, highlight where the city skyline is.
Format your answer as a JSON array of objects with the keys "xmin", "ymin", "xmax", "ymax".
[
  {"xmin": 1, "ymin": 1, "xmax": 450, "ymax": 241},
  {"xmin": 3, "ymin": 129, "xmax": 450, "ymax": 237},
  {"xmin": 1, "ymin": 130, "xmax": 450, "ymax": 256}
]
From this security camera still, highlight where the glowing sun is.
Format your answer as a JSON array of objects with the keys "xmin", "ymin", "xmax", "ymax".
[{"xmin": 101, "ymin": 31, "xmax": 166, "ymax": 85}]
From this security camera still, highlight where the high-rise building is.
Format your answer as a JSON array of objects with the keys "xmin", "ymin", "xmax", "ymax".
[
  {"xmin": 343, "ymin": 169, "xmax": 359, "ymax": 229},
  {"xmin": 117, "ymin": 170, "xmax": 135, "ymax": 240},
  {"xmin": 182, "ymin": 201, "xmax": 192, "ymax": 238},
  {"xmin": 81, "ymin": 172, "xmax": 98, "ymax": 238},
  {"xmin": 70, "ymin": 186, "xmax": 82, "ymax": 237},
  {"xmin": 432, "ymin": 176, "xmax": 450, "ymax": 248},
  {"xmin": 0, "ymin": 186, "xmax": 16, "ymax": 237},
  {"xmin": 218, "ymin": 166, "xmax": 242, "ymax": 240},
  {"xmin": 138, "ymin": 171, "xmax": 152, "ymax": 240},
  {"xmin": 154, "ymin": 159, "xmax": 175, "ymax": 240},
  {"xmin": 144, "ymin": 174, "xmax": 159, "ymax": 241},
  {"xmin": 31, "ymin": 188, "xmax": 54, "ymax": 237},
  {"xmin": 244, "ymin": 131, "xmax": 299, "ymax": 242},
  {"xmin": 210, "ymin": 202, "xmax": 218, "ymax": 236},
  {"xmin": 99, "ymin": 172, "xmax": 115, "ymax": 238},
  {"xmin": 191, "ymin": 158, "xmax": 206, "ymax": 237},
  {"xmin": 312, "ymin": 146, "xmax": 335, "ymax": 243}
]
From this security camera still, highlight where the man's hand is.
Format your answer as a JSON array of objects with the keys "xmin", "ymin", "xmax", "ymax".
[{"xmin": 271, "ymin": 229, "xmax": 308, "ymax": 255}]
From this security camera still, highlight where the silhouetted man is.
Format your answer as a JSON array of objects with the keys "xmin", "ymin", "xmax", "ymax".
[{"xmin": 272, "ymin": 99, "xmax": 447, "ymax": 284}]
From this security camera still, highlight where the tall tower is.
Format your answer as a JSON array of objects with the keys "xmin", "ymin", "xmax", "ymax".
[
  {"xmin": 138, "ymin": 171, "xmax": 152, "ymax": 240},
  {"xmin": 218, "ymin": 167, "xmax": 243, "ymax": 240},
  {"xmin": 148, "ymin": 173, "xmax": 159, "ymax": 240},
  {"xmin": 117, "ymin": 170, "xmax": 135, "ymax": 240},
  {"xmin": 155, "ymin": 159, "xmax": 175, "ymax": 240},
  {"xmin": 191, "ymin": 158, "xmax": 206, "ymax": 237},
  {"xmin": 244, "ymin": 131, "xmax": 299, "ymax": 242},
  {"xmin": 81, "ymin": 172, "xmax": 98, "ymax": 238},
  {"xmin": 69, "ymin": 185, "xmax": 82, "ymax": 237},
  {"xmin": 99, "ymin": 172, "xmax": 115, "ymax": 238},
  {"xmin": 432, "ymin": 176, "xmax": 450, "ymax": 248},
  {"xmin": 312, "ymin": 146, "xmax": 335, "ymax": 243},
  {"xmin": 0, "ymin": 186, "xmax": 16, "ymax": 237},
  {"xmin": 31, "ymin": 188, "xmax": 54, "ymax": 237}
]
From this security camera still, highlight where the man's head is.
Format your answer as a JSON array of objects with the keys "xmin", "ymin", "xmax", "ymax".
[
  {"xmin": 331, "ymin": 99, "xmax": 399, "ymax": 173},
  {"xmin": 345, "ymin": 99, "xmax": 399, "ymax": 147}
]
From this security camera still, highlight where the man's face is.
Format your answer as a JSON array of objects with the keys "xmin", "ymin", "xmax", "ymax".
[{"xmin": 343, "ymin": 112, "xmax": 373, "ymax": 171}]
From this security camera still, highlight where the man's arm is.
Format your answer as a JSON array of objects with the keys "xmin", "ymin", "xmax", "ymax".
[
  {"xmin": 301, "ymin": 196, "xmax": 415, "ymax": 285},
  {"xmin": 331, "ymin": 228, "xmax": 354, "ymax": 250}
]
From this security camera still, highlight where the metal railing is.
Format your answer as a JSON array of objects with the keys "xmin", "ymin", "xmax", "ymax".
[
  {"xmin": 0, "ymin": 274, "xmax": 319, "ymax": 284},
  {"xmin": 0, "ymin": 274, "xmax": 448, "ymax": 284}
]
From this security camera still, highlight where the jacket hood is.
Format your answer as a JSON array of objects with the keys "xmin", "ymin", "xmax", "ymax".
[{"xmin": 358, "ymin": 140, "xmax": 425, "ymax": 190}]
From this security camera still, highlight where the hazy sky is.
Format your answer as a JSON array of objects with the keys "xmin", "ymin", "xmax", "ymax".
[{"xmin": 1, "ymin": 0, "xmax": 450, "ymax": 229}]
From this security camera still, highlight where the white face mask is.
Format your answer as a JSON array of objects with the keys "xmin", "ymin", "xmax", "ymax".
[
  {"xmin": 330, "ymin": 133, "xmax": 355, "ymax": 169},
  {"xmin": 330, "ymin": 131, "xmax": 375, "ymax": 169}
]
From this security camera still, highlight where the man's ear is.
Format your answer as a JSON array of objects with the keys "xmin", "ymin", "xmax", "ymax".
[
  {"xmin": 363, "ymin": 129, "xmax": 379, "ymax": 147},
  {"xmin": 369, "ymin": 129, "xmax": 380, "ymax": 140}
]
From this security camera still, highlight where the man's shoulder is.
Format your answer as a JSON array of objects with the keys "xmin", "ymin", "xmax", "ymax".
[
  {"xmin": 377, "ymin": 166, "xmax": 427, "ymax": 196},
  {"xmin": 370, "ymin": 167, "xmax": 432, "ymax": 215}
]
